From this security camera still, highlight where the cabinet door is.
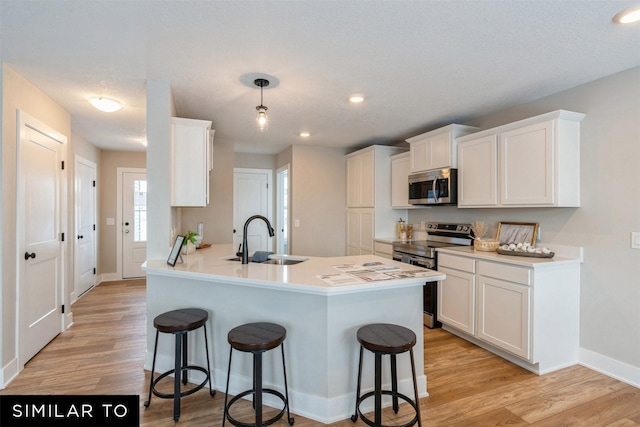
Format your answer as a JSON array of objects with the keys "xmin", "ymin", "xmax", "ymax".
[
  {"xmin": 458, "ymin": 135, "xmax": 498, "ymax": 207},
  {"xmin": 374, "ymin": 241, "xmax": 393, "ymax": 259},
  {"xmin": 409, "ymin": 139, "xmax": 429, "ymax": 173},
  {"xmin": 171, "ymin": 118, "xmax": 211, "ymax": 207},
  {"xmin": 476, "ymin": 276, "xmax": 530, "ymax": 359},
  {"xmin": 391, "ymin": 154, "xmax": 411, "ymax": 208},
  {"xmin": 427, "ymin": 131, "xmax": 453, "ymax": 170},
  {"xmin": 346, "ymin": 150, "xmax": 375, "ymax": 207},
  {"xmin": 346, "ymin": 208, "xmax": 374, "ymax": 255},
  {"xmin": 500, "ymin": 120, "xmax": 554, "ymax": 206},
  {"xmin": 437, "ymin": 266, "xmax": 476, "ymax": 335}
]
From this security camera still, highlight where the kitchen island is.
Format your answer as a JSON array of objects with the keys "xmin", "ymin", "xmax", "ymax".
[{"xmin": 143, "ymin": 244, "xmax": 444, "ymax": 424}]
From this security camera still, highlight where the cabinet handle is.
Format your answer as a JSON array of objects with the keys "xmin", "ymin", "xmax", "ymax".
[{"xmin": 24, "ymin": 252, "xmax": 36, "ymax": 260}]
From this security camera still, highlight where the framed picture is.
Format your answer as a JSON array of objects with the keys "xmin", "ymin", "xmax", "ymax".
[
  {"xmin": 497, "ymin": 222, "xmax": 538, "ymax": 245},
  {"xmin": 167, "ymin": 235, "xmax": 186, "ymax": 266}
]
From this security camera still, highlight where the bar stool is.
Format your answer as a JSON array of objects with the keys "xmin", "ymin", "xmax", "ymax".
[
  {"xmin": 351, "ymin": 323, "xmax": 421, "ymax": 427},
  {"xmin": 144, "ymin": 308, "xmax": 215, "ymax": 421},
  {"xmin": 223, "ymin": 322, "xmax": 294, "ymax": 427}
]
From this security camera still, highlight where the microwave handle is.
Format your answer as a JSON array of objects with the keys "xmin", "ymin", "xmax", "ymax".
[{"xmin": 432, "ymin": 177, "xmax": 439, "ymax": 202}]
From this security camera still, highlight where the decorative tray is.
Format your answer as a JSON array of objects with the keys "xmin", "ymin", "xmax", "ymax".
[{"xmin": 496, "ymin": 248, "xmax": 554, "ymax": 258}]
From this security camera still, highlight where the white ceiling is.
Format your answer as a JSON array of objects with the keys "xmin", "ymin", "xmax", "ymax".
[{"xmin": 1, "ymin": 1, "xmax": 639, "ymax": 154}]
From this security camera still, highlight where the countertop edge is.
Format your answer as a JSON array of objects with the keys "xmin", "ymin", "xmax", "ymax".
[{"xmin": 436, "ymin": 246, "xmax": 583, "ymax": 267}]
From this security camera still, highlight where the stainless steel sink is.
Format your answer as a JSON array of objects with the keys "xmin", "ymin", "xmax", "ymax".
[
  {"xmin": 222, "ymin": 255, "xmax": 307, "ymax": 265},
  {"xmin": 260, "ymin": 258, "xmax": 306, "ymax": 265}
]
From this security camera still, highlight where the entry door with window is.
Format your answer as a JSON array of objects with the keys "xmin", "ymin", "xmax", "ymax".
[{"xmin": 122, "ymin": 172, "xmax": 147, "ymax": 278}]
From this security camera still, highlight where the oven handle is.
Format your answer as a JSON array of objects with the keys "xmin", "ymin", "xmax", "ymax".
[{"xmin": 408, "ymin": 256, "xmax": 435, "ymax": 269}]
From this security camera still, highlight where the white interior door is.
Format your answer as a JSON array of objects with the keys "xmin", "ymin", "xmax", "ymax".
[
  {"xmin": 17, "ymin": 111, "xmax": 66, "ymax": 364},
  {"xmin": 233, "ymin": 168, "xmax": 272, "ymax": 255},
  {"xmin": 74, "ymin": 155, "xmax": 96, "ymax": 299},
  {"xmin": 122, "ymin": 171, "xmax": 147, "ymax": 278}
]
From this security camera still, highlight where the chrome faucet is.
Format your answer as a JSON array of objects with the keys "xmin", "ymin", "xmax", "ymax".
[{"xmin": 241, "ymin": 215, "xmax": 275, "ymax": 264}]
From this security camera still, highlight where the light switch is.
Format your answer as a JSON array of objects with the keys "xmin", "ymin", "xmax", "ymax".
[
  {"xmin": 632, "ymin": 232, "xmax": 640, "ymax": 249},
  {"xmin": 294, "ymin": 219, "xmax": 300, "ymax": 228},
  {"xmin": 106, "ymin": 217, "xmax": 115, "ymax": 226}
]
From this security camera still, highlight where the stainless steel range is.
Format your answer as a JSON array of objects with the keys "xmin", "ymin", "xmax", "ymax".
[{"xmin": 392, "ymin": 222, "xmax": 473, "ymax": 328}]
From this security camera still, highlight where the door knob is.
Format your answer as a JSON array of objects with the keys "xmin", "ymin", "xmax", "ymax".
[
  {"xmin": 124, "ymin": 229, "xmax": 130, "ymax": 234},
  {"xmin": 125, "ymin": 222, "xmax": 130, "ymax": 226},
  {"xmin": 24, "ymin": 252, "xmax": 36, "ymax": 260}
]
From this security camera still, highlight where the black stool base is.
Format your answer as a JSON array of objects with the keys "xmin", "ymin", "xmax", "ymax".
[
  {"xmin": 225, "ymin": 388, "xmax": 294, "ymax": 427},
  {"xmin": 351, "ymin": 390, "xmax": 419, "ymax": 427},
  {"xmin": 144, "ymin": 365, "xmax": 215, "ymax": 403}
]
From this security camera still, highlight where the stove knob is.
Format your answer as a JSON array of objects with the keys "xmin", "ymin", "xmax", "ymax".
[
  {"xmin": 462, "ymin": 226, "xmax": 469, "ymax": 232},
  {"xmin": 456, "ymin": 225, "xmax": 462, "ymax": 231}
]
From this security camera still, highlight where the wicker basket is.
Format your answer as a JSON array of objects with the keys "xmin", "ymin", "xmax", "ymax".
[{"xmin": 474, "ymin": 239, "xmax": 500, "ymax": 252}]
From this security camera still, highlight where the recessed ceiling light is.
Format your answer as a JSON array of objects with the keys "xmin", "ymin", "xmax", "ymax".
[
  {"xmin": 349, "ymin": 95, "xmax": 364, "ymax": 103},
  {"xmin": 89, "ymin": 96, "xmax": 123, "ymax": 112},
  {"xmin": 613, "ymin": 6, "xmax": 640, "ymax": 24},
  {"xmin": 299, "ymin": 132, "xmax": 310, "ymax": 137}
]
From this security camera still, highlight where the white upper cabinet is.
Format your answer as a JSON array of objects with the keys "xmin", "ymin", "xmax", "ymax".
[
  {"xmin": 457, "ymin": 110, "xmax": 585, "ymax": 208},
  {"xmin": 171, "ymin": 117, "xmax": 214, "ymax": 207},
  {"xmin": 391, "ymin": 152, "xmax": 412, "ymax": 209},
  {"xmin": 345, "ymin": 145, "xmax": 407, "ymax": 255},
  {"xmin": 346, "ymin": 148, "xmax": 375, "ymax": 208},
  {"xmin": 407, "ymin": 124, "xmax": 478, "ymax": 173}
]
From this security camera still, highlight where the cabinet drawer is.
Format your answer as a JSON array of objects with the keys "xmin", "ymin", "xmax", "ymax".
[
  {"xmin": 438, "ymin": 253, "xmax": 475, "ymax": 273},
  {"xmin": 374, "ymin": 241, "xmax": 393, "ymax": 256},
  {"xmin": 478, "ymin": 261, "xmax": 530, "ymax": 285}
]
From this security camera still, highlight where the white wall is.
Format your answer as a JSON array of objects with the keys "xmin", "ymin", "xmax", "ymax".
[
  {"xmin": 1, "ymin": 65, "xmax": 71, "ymax": 385},
  {"xmin": 290, "ymin": 145, "xmax": 347, "ymax": 256},
  {"xmin": 408, "ymin": 66, "xmax": 640, "ymax": 381}
]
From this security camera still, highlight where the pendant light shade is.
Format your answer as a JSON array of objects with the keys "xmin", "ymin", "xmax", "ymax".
[{"xmin": 254, "ymin": 78, "xmax": 270, "ymax": 132}]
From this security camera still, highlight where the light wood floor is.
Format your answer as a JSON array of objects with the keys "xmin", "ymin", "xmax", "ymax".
[{"xmin": 2, "ymin": 279, "xmax": 639, "ymax": 426}]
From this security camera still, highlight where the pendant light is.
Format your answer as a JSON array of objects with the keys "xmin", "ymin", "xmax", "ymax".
[{"xmin": 254, "ymin": 78, "xmax": 269, "ymax": 132}]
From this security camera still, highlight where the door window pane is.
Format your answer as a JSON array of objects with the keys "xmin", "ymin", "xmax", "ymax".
[{"xmin": 134, "ymin": 180, "xmax": 147, "ymax": 242}]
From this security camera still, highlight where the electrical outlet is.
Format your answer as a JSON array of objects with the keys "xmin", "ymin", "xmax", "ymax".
[
  {"xmin": 536, "ymin": 226, "xmax": 541, "ymax": 242},
  {"xmin": 294, "ymin": 219, "xmax": 300, "ymax": 228},
  {"xmin": 632, "ymin": 232, "xmax": 640, "ymax": 249}
]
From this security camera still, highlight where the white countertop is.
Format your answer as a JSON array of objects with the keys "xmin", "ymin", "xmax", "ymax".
[
  {"xmin": 437, "ymin": 245, "xmax": 583, "ymax": 268},
  {"xmin": 144, "ymin": 244, "xmax": 445, "ymax": 295}
]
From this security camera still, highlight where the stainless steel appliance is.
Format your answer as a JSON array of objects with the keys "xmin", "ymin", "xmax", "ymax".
[
  {"xmin": 392, "ymin": 222, "xmax": 472, "ymax": 328},
  {"xmin": 408, "ymin": 168, "xmax": 458, "ymax": 205}
]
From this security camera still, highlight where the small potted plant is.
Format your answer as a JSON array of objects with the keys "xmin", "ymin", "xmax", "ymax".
[
  {"xmin": 471, "ymin": 221, "xmax": 499, "ymax": 252},
  {"xmin": 181, "ymin": 231, "xmax": 199, "ymax": 255}
]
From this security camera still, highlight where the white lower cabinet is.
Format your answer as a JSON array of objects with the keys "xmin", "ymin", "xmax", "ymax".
[
  {"xmin": 373, "ymin": 241, "xmax": 393, "ymax": 259},
  {"xmin": 476, "ymin": 274, "xmax": 530, "ymax": 359},
  {"xmin": 437, "ymin": 266, "xmax": 475, "ymax": 335},
  {"xmin": 347, "ymin": 208, "xmax": 374, "ymax": 256},
  {"xmin": 437, "ymin": 249, "xmax": 580, "ymax": 374}
]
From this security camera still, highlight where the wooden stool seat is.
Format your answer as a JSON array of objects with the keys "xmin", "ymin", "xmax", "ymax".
[
  {"xmin": 357, "ymin": 323, "xmax": 416, "ymax": 354},
  {"xmin": 223, "ymin": 322, "xmax": 294, "ymax": 427},
  {"xmin": 144, "ymin": 308, "xmax": 215, "ymax": 422},
  {"xmin": 154, "ymin": 308, "xmax": 208, "ymax": 333},
  {"xmin": 227, "ymin": 322, "xmax": 286, "ymax": 352},
  {"xmin": 352, "ymin": 323, "xmax": 421, "ymax": 427}
]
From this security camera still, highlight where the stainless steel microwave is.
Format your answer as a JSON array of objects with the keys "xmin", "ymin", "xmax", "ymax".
[{"xmin": 408, "ymin": 168, "xmax": 458, "ymax": 205}]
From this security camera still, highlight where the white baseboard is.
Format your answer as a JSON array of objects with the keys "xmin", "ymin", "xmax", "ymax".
[
  {"xmin": 97, "ymin": 272, "xmax": 121, "ymax": 283},
  {"xmin": 579, "ymin": 348, "xmax": 640, "ymax": 388},
  {"xmin": 0, "ymin": 357, "xmax": 19, "ymax": 389}
]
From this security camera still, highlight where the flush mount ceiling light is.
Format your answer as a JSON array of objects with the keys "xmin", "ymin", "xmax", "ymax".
[
  {"xmin": 613, "ymin": 6, "xmax": 640, "ymax": 24},
  {"xmin": 299, "ymin": 132, "xmax": 311, "ymax": 137},
  {"xmin": 349, "ymin": 95, "xmax": 364, "ymax": 103},
  {"xmin": 254, "ymin": 78, "xmax": 270, "ymax": 132},
  {"xmin": 89, "ymin": 96, "xmax": 123, "ymax": 112}
]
